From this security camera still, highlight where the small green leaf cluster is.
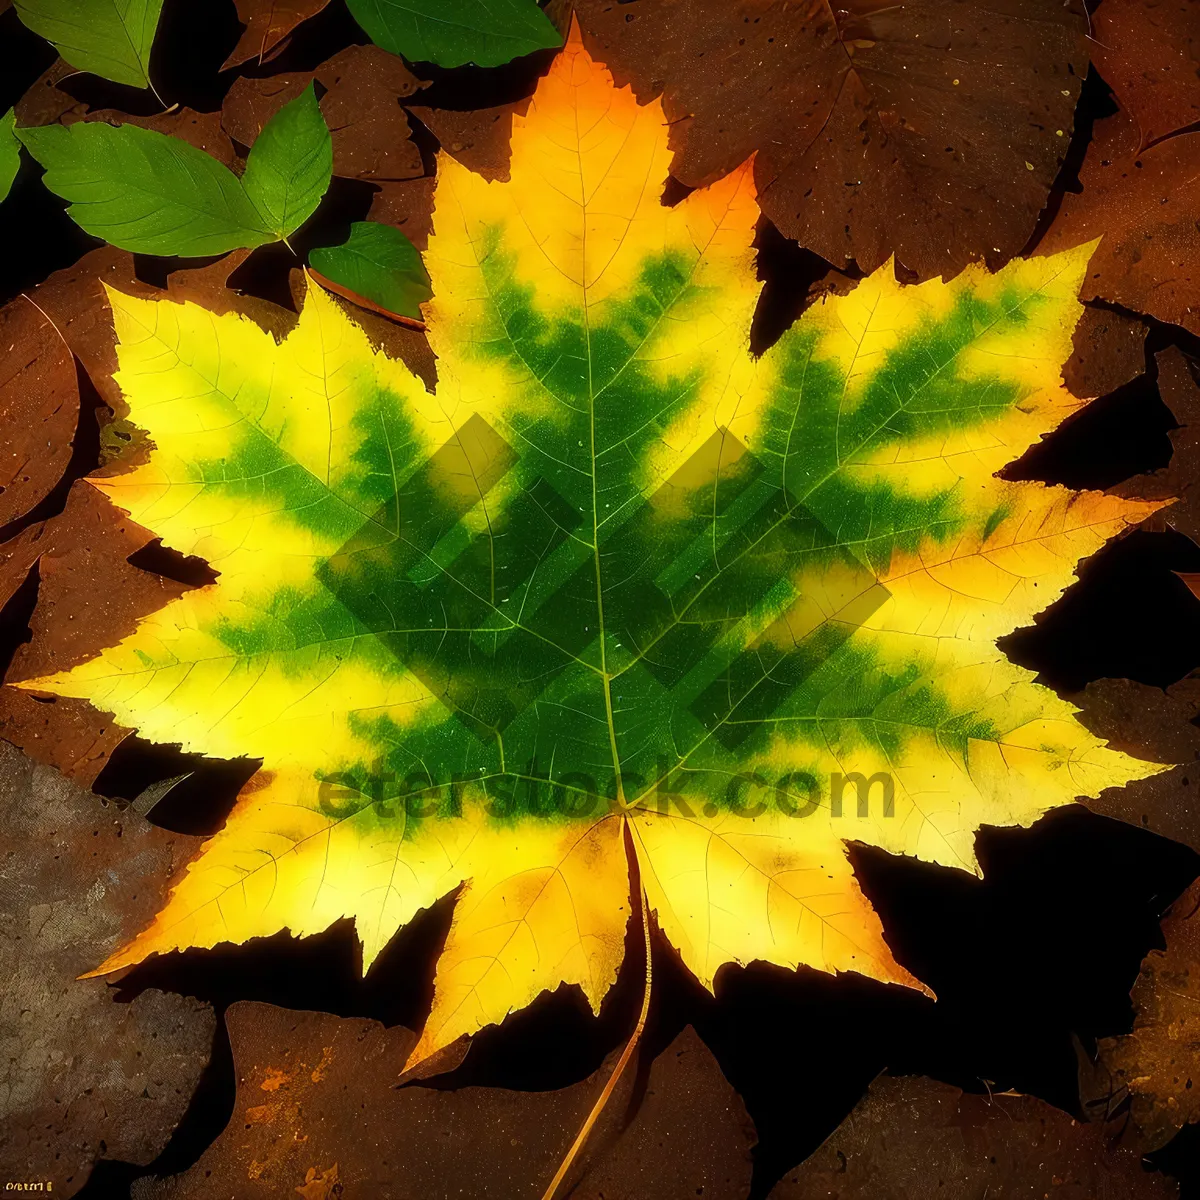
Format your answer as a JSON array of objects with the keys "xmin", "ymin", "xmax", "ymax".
[
  {"xmin": 2, "ymin": 0, "xmax": 550, "ymax": 310},
  {"xmin": 17, "ymin": 85, "xmax": 330, "ymax": 255},
  {"xmin": 12, "ymin": 85, "xmax": 430, "ymax": 320}
]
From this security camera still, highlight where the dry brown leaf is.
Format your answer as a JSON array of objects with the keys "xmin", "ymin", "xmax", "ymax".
[
  {"xmin": 1062, "ymin": 305, "xmax": 1147, "ymax": 402},
  {"xmin": 166, "ymin": 250, "xmax": 309, "ymax": 344},
  {"xmin": 1073, "ymin": 674, "xmax": 1200, "ymax": 860},
  {"xmin": 366, "ymin": 175, "xmax": 437, "ymax": 248},
  {"xmin": 0, "ymin": 296, "xmax": 78, "ymax": 529},
  {"xmin": 0, "ymin": 741, "xmax": 214, "ymax": 1197},
  {"xmin": 222, "ymin": 46, "xmax": 425, "ymax": 181},
  {"xmin": 407, "ymin": 101, "xmax": 527, "ymax": 181},
  {"xmin": 24, "ymin": 246, "xmax": 148, "ymax": 410},
  {"xmin": 1041, "ymin": 110, "xmax": 1200, "ymax": 335},
  {"xmin": 222, "ymin": 73, "xmax": 308, "ymax": 146},
  {"xmin": 131, "ymin": 1004, "xmax": 755, "ymax": 1200},
  {"xmin": 223, "ymin": 0, "xmax": 334, "ymax": 70},
  {"xmin": 0, "ymin": 482, "xmax": 188, "ymax": 784},
  {"xmin": 769, "ymin": 1073, "xmax": 1178, "ymax": 1198},
  {"xmin": 1096, "ymin": 877, "xmax": 1200, "ymax": 1151},
  {"xmin": 0, "ymin": 685, "xmax": 128, "ymax": 785},
  {"xmin": 574, "ymin": 0, "xmax": 1087, "ymax": 279},
  {"xmin": 8, "ymin": 482, "xmax": 189, "ymax": 682},
  {"xmin": 13, "ymin": 60, "xmax": 87, "ymax": 128},
  {"xmin": 164, "ymin": 248, "xmax": 258, "ymax": 312},
  {"xmin": 1091, "ymin": 0, "xmax": 1200, "ymax": 150}
]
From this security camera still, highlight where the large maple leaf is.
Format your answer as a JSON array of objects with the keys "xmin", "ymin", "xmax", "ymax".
[{"xmin": 24, "ymin": 27, "xmax": 1165, "ymax": 1070}]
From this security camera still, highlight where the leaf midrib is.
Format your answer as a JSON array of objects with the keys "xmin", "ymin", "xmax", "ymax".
[{"xmin": 460, "ymin": 148, "xmax": 745, "ymax": 794}]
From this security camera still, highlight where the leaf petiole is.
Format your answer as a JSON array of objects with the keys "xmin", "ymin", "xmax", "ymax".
[
  {"xmin": 147, "ymin": 79, "xmax": 170, "ymax": 111},
  {"xmin": 540, "ymin": 878, "xmax": 654, "ymax": 1200}
]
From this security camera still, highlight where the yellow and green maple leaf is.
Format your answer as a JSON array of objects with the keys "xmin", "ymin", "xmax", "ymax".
[{"xmin": 24, "ymin": 27, "xmax": 1167, "ymax": 1069}]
